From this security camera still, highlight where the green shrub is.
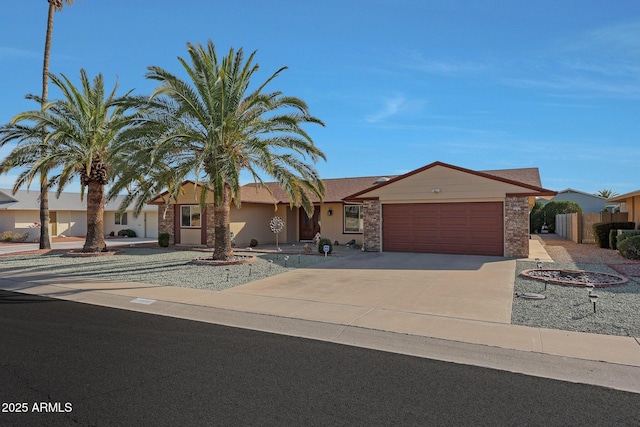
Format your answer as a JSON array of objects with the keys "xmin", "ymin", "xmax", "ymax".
[
  {"xmin": 117, "ymin": 229, "xmax": 137, "ymax": 237},
  {"xmin": 542, "ymin": 201, "xmax": 582, "ymax": 233},
  {"xmin": 609, "ymin": 229, "xmax": 619, "ymax": 250},
  {"xmin": 158, "ymin": 233, "xmax": 170, "ymax": 247},
  {"xmin": 529, "ymin": 201, "xmax": 545, "ymax": 233},
  {"xmin": 317, "ymin": 237, "xmax": 333, "ymax": 254},
  {"xmin": 618, "ymin": 235, "xmax": 640, "ymax": 260},
  {"xmin": 617, "ymin": 231, "xmax": 640, "ymax": 246},
  {"xmin": 249, "ymin": 238, "xmax": 259, "ymax": 247},
  {"xmin": 593, "ymin": 222, "xmax": 635, "ymax": 248},
  {"xmin": 0, "ymin": 231, "xmax": 29, "ymax": 242}
]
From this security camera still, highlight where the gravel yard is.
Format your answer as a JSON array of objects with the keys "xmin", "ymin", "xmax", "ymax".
[
  {"xmin": 513, "ymin": 235, "xmax": 640, "ymax": 337},
  {"xmin": 0, "ymin": 247, "xmax": 343, "ymax": 291}
]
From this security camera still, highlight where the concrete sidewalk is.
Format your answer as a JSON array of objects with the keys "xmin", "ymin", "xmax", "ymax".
[{"xmin": 1, "ymin": 261, "xmax": 639, "ymax": 394}]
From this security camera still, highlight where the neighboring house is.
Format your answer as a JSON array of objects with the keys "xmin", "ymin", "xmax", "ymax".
[
  {"xmin": 540, "ymin": 188, "xmax": 608, "ymax": 213},
  {"xmin": 607, "ymin": 190, "xmax": 640, "ymax": 229},
  {"xmin": 0, "ymin": 189, "xmax": 158, "ymax": 241},
  {"xmin": 149, "ymin": 161, "xmax": 555, "ymax": 258}
]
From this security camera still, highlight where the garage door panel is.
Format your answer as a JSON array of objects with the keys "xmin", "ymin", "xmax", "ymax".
[{"xmin": 382, "ymin": 202, "xmax": 503, "ymax": 256}]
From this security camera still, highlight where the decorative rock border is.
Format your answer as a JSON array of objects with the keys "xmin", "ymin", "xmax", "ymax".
[
  {"xmin": 192, "ymin": 255, "xmax": 256, "ymax": 266},
  {"xmin": 520, "ymin": 269, "xmax": 628, "ymax": 287}
]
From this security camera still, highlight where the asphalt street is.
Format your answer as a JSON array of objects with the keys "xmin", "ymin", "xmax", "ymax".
[{"xmin": 1, "ymin": 290, "xmax": 639, "ymax": 426}]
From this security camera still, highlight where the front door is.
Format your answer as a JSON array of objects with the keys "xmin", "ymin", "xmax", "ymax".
[
  {"xmin": 299, "ymin": 208, "xmax": 320, "ymax": 241},
  {"xmin": 50, "ymin": 211, "xmax": 57, "ymax": 237}
]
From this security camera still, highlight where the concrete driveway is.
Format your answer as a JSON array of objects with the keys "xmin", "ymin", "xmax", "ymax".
[{"xmin": 225, "ymin": 251, "xmax": 517, "ymax": 324}]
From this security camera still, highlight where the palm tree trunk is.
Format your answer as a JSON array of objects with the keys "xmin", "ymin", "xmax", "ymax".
[
  {"xmin": 82, "ymin": 180, "xmax": 106, "ymax": 252},
  {"xmin": 39, "ymin": 179, "xmax": 51, "ymax": 249},
  {"xmin": 212, "ymin": 184, "xmax": 233, "ymax": 260},
  {"xmin": 37, "ymin": 3, "xmax": 56, "ymax": 250}
]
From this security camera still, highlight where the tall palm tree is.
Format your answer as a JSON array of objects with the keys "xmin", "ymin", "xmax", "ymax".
[
  {"xmin": 116, "ymin": 40, "xmax": 326, "ymax": 260},
  {"xmin": 0, "ymin": 69, "xmax": 141, "ymax": 252},
  {"xmin": 38, "ymin": 0, "xmax": 74, "ymax": 249}
]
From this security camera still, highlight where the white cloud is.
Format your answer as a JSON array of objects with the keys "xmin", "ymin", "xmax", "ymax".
[{"xmin": 365, "ymin": 93, "xmax": 406, "ymax": 124}]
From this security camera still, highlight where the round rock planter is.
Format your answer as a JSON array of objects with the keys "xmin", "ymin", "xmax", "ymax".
[{"xmin": 520, "ymin": 269, "xmax": 628, "ymax": 287}]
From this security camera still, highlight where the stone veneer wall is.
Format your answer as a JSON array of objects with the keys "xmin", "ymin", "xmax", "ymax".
[
  {"xmin": 504, "ymin": 196, "xmax": 530, "ymax": 258},
  {"xmin": 158, "ymin": 203, "xmax": 174, "ymax": 245},
  {"xmin": 362, "ymin": 200, "xmax": 381, "ymax": 252}
]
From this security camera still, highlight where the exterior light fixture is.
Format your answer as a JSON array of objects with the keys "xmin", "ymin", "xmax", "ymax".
[
  {"xmin": 432, "ymin": 188, "xmax": 441, "ymax": 193},
  {"xmin": 327, "ymin": 208, "xmax": 333, "ymax": 216},
  {"xmin": 589, "ymin": 292, "xmax": 599, "ymax": 313}
]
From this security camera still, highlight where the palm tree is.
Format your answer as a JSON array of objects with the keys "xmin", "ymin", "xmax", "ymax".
[
  {"xmin": 597, "ymin": 189, "xmax": 619, "ymax": 199},
  {"xmin": 38, "ymin": 0, "xmax": 74, "ymax": 249},
  {"xmin": 115, "ymin": 40, "xmax": 326, "ymax": 260},
  {"xmin": 0, "ymin": 69, "xmax": 141, "ymax": 252}
]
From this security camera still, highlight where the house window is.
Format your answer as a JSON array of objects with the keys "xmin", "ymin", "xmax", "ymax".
[
  {"xmin": 115, "ymin": 212, "xmax": 128, "ymax": 225},
  {"xmin": 181, "ymin": 205, "xmax": 201, "ymax": 228},
  {"xmin": 344, "ymin": 205, "xmax": 363, "ymax": 233}
]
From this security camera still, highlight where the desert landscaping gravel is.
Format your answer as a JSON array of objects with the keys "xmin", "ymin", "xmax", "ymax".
[
  {"xmin": 0, "ymin": 247, "xmax": 340, "ymax": 291},
  {"xmin": 512, "ymin": 236, "xmax": 640, "ymax": 337},
  {"xmin": 1, "ymin": 236, "xmax": 639, "ymax": 338}
]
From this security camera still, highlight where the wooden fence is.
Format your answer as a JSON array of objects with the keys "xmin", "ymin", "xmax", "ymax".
[{"xmin": 555, "ymin": 212, "xmax": 629, "ymax": 243}]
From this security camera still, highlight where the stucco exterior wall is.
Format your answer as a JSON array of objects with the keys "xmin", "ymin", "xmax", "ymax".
[
  {"xmin": 316, "ymin": 203, "xmax": 364, "ymax": 246},
  {"xmin": 230, "ymin": 203, "xmax": 288, "ymax": 247},
  {"xmin": 627, "ymin": 196, "xmax": 640, "ymax": 229},
  {"xmin": 103, "ymin": 210, "xmax": 154, "ymax": 238},
  {"xmin": 358, "ymin": 165, "xmax": 532, "ymax": 202},
  {"xmin": 0, "ymin": 211, "xmax": 16, "ymax": 234}
]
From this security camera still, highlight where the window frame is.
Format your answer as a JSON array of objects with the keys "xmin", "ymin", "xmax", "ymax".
[
  {"xmin": 343, "ymin": 204, "xmax": 363, "ymax": 234},
  {"xmin": 115, "ymin": 212, "xmax": 128, "ymax": 225},
  {"xmin": 180, "ymin": 205, "xmax": 202, "ymax": 228}
]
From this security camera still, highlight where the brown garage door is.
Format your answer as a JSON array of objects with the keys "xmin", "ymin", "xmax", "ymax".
[{"xmin": 382, "ymin": 202, "xmax": 504, "ymax": 256}]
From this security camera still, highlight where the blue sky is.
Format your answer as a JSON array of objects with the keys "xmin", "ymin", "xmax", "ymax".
[{"xmin": 1, "ymin": 0, "xmax": 639, "ymax": 195}]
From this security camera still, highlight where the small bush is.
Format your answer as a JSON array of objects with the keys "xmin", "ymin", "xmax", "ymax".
[
  {"xmin": 318, "ymin": 237, "xmax": 333, "ymax": 254},
  {"xmin": 529, "ymin": 201, "xmax": 545, "ymax": 233},
  {"xmin": 117, "ymin": 229, "xmax": 137, "ymax": 237},
  {"xmin": 593, "ymin": 222, "xmax": 635, "ymax": 248},
  {"xmin": 1, "ymin": 231, "xmax": 29, "ymax": 242},
  {"xmin": 618, "ymin": 235, "xmax": 640, "ymax": 260},
  {"xmin": 609, "ymin": 229, "xmax": 619, "ymax": 250},
  {"xmin": 249, "ymin": 238, "xmax": 259, "ymax": 247},
  {"xmin": 158, "ymin": 233, "xmax": 170, "ymax": 247},
  {"xmin": 617, "ymin": 231, "xmax": 640, "ymax": 246}
]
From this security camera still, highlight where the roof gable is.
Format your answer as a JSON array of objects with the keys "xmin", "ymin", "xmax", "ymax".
[{"xmin": 346, "ymin": 161, "xmax": 555, "ymax": 200}]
